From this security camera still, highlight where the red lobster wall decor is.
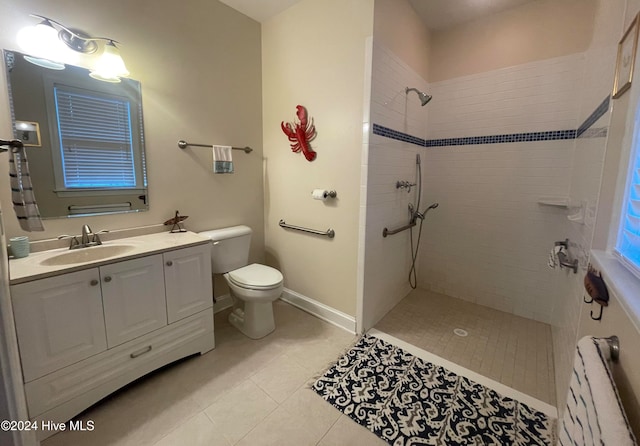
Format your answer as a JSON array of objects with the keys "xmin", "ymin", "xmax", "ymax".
[{"xmin": 281, "ymin": 105, "xmax": 317, "ymax": 161}]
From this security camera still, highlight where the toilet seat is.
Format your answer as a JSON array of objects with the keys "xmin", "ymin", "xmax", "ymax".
[{"xmin": 227, "ymin": 263, "xmax": 283, "ymax": 290}]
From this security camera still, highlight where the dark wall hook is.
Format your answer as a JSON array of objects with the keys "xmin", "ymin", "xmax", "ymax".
[{"xmin": 590, "ymin": 304, "xmax": 604, "ymax": 321}]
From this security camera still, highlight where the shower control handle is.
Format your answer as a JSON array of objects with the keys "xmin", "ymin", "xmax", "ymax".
[{"xmin": 396, "ymin": 180, "xmax": 416, "ymax": 192}]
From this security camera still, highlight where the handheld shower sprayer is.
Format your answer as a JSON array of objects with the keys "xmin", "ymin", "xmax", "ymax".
[
  {"xmin": 406, "ymin": 87, "xmax": 432, "ymax": 106},
  {"xmin": 412, "ymin": 202, "xmax": 439, "ymax": 223}
]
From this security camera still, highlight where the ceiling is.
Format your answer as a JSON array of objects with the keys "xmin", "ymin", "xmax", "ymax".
[
  {"xmin": 219, "ymin": 0, "xmax": 536, "ymax": 29},
  {"xmin": 408, "ymin": 0, "xmax": 536, "ymax": 31},
  {"xmin": 218, "ymin": 0, "xmax": 303, "ymax": 23}
]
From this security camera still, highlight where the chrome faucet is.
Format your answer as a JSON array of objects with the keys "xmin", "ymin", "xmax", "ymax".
[
  {"xmin": 58, "ymin": 225, "xmax": 106, "ymax": 249},
  {"xmin": 80, "ymin": 225, "xmax": 105, "ymax": 247},
  {"xmin": 81, "ymin": 225, "xmax": 92, "ymax": 246}
]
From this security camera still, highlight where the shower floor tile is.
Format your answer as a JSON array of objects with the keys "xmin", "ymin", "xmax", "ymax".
[{"xmin": 374, "ymin": 288, "xmax": 556, "ymax": 406}]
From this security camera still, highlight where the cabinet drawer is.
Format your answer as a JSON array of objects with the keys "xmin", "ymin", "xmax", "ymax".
[
  {"xmin": 25, "ymin": 309, "xmax": 213, "ymax": 418},
  {"xmin": 11, "ymin": 269, "xmax": 107, "ymax": 382}
]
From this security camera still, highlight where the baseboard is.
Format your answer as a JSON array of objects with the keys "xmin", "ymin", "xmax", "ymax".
[
  {"xmin": 280, "ymin": 288, "xmax": 356, "ymax": 334},
  {"xmin": 213, "ymin": 293, "xmax": 233, "ymax": 313}
]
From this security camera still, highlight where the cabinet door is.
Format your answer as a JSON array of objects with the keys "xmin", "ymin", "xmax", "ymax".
[
  {"xmin": 100, "ymin": 255, "xmax": 167, "ymax": 348},
  {"xmin": 164, "ymin": 244, "xmax": 213, "ymax": 323},
  {"xmin": 11, "ymin": 269, "xmax": 106, "ymax": 382}
]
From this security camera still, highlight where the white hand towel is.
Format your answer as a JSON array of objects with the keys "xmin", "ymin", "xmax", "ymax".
[
  {"xmin": 213, "ymin": 145, "xmax": 233, "ymax": 174},
  {"xmin": 548, "ymin": 245, "xmax": 564, "ymax": 269}
]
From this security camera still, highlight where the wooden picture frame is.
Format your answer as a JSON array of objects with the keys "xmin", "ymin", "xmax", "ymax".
[{"xmin": 613, "ymin": 13, "xmax": 640, "ymax": 99}]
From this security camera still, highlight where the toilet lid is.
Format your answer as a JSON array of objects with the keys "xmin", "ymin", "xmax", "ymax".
[{"xmin": 228, "ymin": 263, "xmax": 283, "ymax": 289}]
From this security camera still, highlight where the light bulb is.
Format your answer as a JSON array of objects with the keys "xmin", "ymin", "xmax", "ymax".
[
  {"xmin": 90, "ymin": 41, "xmax": 129, "ymax": 82},
  {"xmin": 16, "ymin": 19, "xmax": 68, "ymax": 67}
]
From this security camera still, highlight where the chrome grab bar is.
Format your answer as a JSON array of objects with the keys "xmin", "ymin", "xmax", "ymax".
[
  {"xmin": 382, "ymin": 221, "xmax": 416, "ymax": 238},
  {"xmin": 279, "ymin": 219, "xmax": 335, "ymax": 238}
]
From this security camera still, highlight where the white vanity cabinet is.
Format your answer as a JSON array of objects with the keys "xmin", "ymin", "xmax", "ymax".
[
  {"xmin": 11, "ymin": 268, "xmax": 107, "ymax": 383},
  {"xmin": 9, "ymin": 236, "xmax": 214, "ymax": 441},
  {"xmin": 164, "ymin": 245, "xmax": 213, "ymax": 323},
  {"xmin": 101, "ymin": 254, "xmax": 167, "ymax": 348}
]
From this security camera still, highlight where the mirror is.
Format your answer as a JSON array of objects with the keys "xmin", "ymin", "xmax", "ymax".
[{"xmin": 4, "ymin": 49, "xmax": 148, "ymax": 218}]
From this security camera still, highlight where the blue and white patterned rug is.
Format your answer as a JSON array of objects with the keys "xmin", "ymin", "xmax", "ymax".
[{"xmin": 312, "ymin": 334, "xmax": 555, "ymax": 445}]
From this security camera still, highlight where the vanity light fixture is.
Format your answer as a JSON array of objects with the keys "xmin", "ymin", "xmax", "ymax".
[
  {"xmin": 17, "ymin": 14, "xmax": 129, "ymax": 82},
  {"xmin": 89, "ymin": 40, "xmax": 130, "ymax": 83}
]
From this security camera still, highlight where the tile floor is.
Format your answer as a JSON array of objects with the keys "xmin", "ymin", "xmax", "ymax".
[
  {"xmin": 41, "ymin": 290, "xmax": 556, "ymax": 445},
  {"xmin": 42, "ymin": 301, "xmax": 386, "ymax": 446},
  {"xmin": 375, "ymin": 288, "xmax": 556, "ymax": 405}
]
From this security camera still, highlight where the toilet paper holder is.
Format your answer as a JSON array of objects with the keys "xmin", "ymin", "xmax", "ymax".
[
  {"xmin": 555, "ymin": 239, "xmax": 578, "ymax": 274},
  {"xmin": 312, "ymin": 189, "xmax": 337, "ymax": 200}
]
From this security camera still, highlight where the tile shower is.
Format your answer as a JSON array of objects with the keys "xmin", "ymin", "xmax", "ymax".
[{"xmin": 362, "ymin": 34, "xmax": 614, "ymax": 406}]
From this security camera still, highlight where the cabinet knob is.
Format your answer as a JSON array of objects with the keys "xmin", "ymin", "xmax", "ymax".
[
  {"xmin": 104, "ymin": 276, "xmax": 112, "ymax": 283},
  {"xmin": 166, "ymin": 260, "xmax": 173, "ymax": 267},
  {"xmin": 90, "ymin": 279, "xmax": 99, "ymax": 286}
]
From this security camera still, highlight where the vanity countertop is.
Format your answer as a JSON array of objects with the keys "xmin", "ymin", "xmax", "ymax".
[{"xmin": 9, "ymin": 231, "xmax": 210, "ymax": 285}]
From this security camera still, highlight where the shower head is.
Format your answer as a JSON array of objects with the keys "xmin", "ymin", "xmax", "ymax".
[{"xmin": 405, "ymin": 87, "xmax": 432, "ymax": 106}]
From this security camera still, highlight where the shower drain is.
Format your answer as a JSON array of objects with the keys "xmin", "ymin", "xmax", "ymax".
[{"xmin": 453, "ymin": 328, "xmax": 468, "ymax": 337}]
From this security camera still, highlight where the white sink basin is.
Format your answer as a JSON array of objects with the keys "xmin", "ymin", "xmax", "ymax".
[{"xmin": 39, "ymin": 245, "xmax": 136, "ymax": 266}]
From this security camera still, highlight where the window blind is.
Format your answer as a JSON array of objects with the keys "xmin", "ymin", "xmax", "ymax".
[
  {"xmin": 54, "ymin": 87, "xmax": 136, "ymax": 189},
  {"xmin": 616, "ymin": 115, "xmax": 640, "ymax": 277}
]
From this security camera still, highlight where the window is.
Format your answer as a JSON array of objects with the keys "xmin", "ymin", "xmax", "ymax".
[
  {"xmin": 54, "ymin": 86, "xmax": 136, "ymax": 189},
  {"xmin": 615, "ymin": 101, "xmax": 640, "ymax": 277},
  {"xmin": 44, "ymin": 75, "xmax": 146, "ymax": 198}
]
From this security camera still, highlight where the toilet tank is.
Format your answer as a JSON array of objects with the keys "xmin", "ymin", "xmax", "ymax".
[{"xmin": 198, "ymin": 225, "xmax": 252, "ymax": 274}]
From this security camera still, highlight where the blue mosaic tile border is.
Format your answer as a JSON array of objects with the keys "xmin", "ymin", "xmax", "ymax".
[
  {"xmin": 372, "ymin": 95, "xmax": 611, "ymax": 148},
  {"xmin": 372, "ymin": 124, "xmax": 424, "ymax": 146},
  {"xmin": 424, "ymin": 130, "xmax": 576, "ymax": 147}
]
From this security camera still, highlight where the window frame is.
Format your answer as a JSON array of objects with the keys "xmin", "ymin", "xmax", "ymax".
[
  {"xmin": 613, "ymin": 95, "xmax": 640, "ymax": 280},
  {"xmin": 43, "ymin": 73, "xmax": 146, "ymax": 198}
]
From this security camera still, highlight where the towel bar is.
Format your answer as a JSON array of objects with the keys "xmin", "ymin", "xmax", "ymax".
[
  {"xmin": 178, "ymin": 140, "xmax": 252, "ymax": 154},
  {"xmin": 279, "ymin": 219, "xmax": 335, "ymax": 238}
]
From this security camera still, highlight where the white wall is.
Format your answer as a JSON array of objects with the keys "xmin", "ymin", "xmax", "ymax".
[
  {"xmin": 429, "ymin": 0, "xmax": 596, "ymax": 82},
  {"xmin": 373, "ymin": 0, "xmax": 431, "ymax": 82},
  {"xmin": 262, "ymin": 0, "xmax": 374, "ymax": 318},
  {"xmin": 361, "ymin": 41, "xmax": 429, "ymax": 329},
  {"xmin": 552, "ymin": 0, "xmax": 640, "ymax": 434},
  {"xmin": 417, "ymin": 55, "xmax": 583, "ymax": 323},
  {"xmin": 365, "ymin": 0, "xmax": 595, "ymax": 330},
  {"xmin": 0, "ymin": 0, "xmax": 265, "ymax": 299}
]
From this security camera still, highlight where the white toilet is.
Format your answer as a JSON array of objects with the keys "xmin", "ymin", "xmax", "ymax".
[{"xmin": 199, "ymin": 226, "xmax": 283, "ymax": 339}]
